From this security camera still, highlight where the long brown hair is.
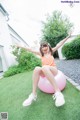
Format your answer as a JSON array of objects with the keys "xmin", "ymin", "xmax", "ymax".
[{"xmin": 40, "ymin": 41, "xmax": 53, "ymax": 56}]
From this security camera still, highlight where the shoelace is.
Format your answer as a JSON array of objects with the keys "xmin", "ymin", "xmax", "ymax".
[
  {"xmin": 29, "ymin": 94, "xmax": 37, "ymax": 101},
  {"xmin": 52, "ymin": 93, "xmax": 61, "ymax": 100},
  {"xmin": 52, "ymin": 94, "xmax": 56, "ymax": 100}
]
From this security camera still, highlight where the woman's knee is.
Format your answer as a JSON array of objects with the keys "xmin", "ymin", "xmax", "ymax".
[
  {"xmin": 50, "ymin": 67, "xmax": 58, "ymax": 75},
  {"xmin": 42, "ymin": 65, "xmax": 49, "ymax": 72},
  {"xmin": 33, "ymin": 66, "xmax": 42, "ymax": 74},
  {"xmin": 42, "ymin": 66, "xmax": 58, "ymax": 75}
]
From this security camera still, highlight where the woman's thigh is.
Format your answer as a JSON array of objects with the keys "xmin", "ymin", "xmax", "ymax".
[
  {"xmin": 35, "ymin": 66, "xmax": 58, "ymax": 77},
  {"xmin": 49, "ymin": 66, "xmax": 58, "ymax": 76},
  {"xmin": 34, "ymin": 66, "xmax": 45, "ymax": 77},
  {"xmin": 42, "ymin": 65, "xmax": 58, "ymax": 76}
]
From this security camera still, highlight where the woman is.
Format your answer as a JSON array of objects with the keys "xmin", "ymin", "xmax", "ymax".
[{"xmin": 17, "ymin": 34, "xmax": 71, "ymax": 107}]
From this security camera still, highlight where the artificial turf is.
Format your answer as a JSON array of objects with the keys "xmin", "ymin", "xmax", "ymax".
[{"xmin": 0, "ymin": 71, "xmax": 80, "ymax": 120}]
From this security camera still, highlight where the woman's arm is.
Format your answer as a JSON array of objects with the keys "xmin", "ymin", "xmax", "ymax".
[
  {"xmin": 16, "ymin": 45, "xmax": 40, "ymax": 56},
  {"xmin": 52, "ymin": 34, "xmax": 71, "ymax": 52}
]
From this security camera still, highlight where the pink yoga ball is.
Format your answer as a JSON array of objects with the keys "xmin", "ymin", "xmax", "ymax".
[{"xmin": 38, "ymin": 70, "xmax": 66, "ymax": 93}]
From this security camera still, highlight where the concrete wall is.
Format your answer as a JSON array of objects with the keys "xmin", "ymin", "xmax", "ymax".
[
  {"xmin": 0, "ymin": 46, "xmax": 8, "ymax": 71},
  {"xmin": 0, "ymin": 11, "xmax": 17, "ymax": 71},
  {"xmin": 0, "ymin": 8, "xmax": 29, "ymax": 72},
  {"xmin": 0, "ymin": 56, "xmax": 3, "ymax": 72}
]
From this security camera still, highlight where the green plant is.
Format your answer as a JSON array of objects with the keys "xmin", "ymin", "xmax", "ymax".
[
  {"xmin": 4, "ymin": 47, "xmax": 41, "ymax": 77},
  {"xmin": 3, "ymin": 65, "xmax": 20, "ymax": 77},
  {"xmin": 62, "ymin": 36, "xmax": 80, "ymax": 59},
  {"xmin": 41, "ymin": 10, "xmax": 73, "ymax": 47}
]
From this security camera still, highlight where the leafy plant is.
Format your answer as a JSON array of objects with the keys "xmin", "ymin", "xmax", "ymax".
[
  {"xmin": 4, "ymin": 47, "xmax": 41, "ymax": 77},
  {"xmin": 62, "ymin": 36, "xmax": 80, "ymax": 59},
  {"xmin": 41, "ymin": 10, "xmax": 73, "ymax": 47}
]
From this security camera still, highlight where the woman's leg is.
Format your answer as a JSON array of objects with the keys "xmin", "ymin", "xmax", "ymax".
[
  {"xmin": 32, "ymin": 66, "xmax": 44, "ymax": 95},
  {"xmin": 42, "ymin": 65, "xmax": 65, "ymax": 107},
  {"xmin": 23, "ymin": 66, "xmax": 43, "ymax": 106},
  {"xmin": 42, "ymin": 65, "xmax": 60, "ymax": 92}
]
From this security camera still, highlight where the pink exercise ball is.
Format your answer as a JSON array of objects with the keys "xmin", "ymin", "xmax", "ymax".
[{"xmin": 38, "ymin": 70, "xmax": 66, "ymax": 94}]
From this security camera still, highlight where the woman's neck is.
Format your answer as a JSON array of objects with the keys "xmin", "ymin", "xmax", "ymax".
[{"xmin": 44, "ymin": 52, "xmax": 51, "ymax": 57}]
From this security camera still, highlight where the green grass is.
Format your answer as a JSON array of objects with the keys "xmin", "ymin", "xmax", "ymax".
[{"xmin": 0, "ymin": 71, "xmax": 80, "ymax": 120}]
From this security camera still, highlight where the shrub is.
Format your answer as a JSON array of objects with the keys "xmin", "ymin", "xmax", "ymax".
[
  {"xmin": 17, "ymin": 50, "xmax": 41, "ymax": 70},
  {"xmin": 62, "ymin": 36, "xmax": 80, "ymax": 59},
  {"xmin": 4, "ymin": 47, "xmax": 41, "ymax": 77},
  {"xmin": 3, "ymin": 65, "xmax": 21, "ymax": 77}
]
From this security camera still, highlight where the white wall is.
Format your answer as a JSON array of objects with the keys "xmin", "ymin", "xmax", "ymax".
[
  {"xmin": 0, "ymin": 47, "xmax": 8, "ymax": 71},
  {"xmin": 0, "ymin": 56, "xmax": 3, "ymax": 71},
  {"xmin": 0, "ymin": 11, "xmax": 17, "ymax": 71},
  {"xmin": 58, "ymin": 46, "xmax": 65, "ymax": 60}
]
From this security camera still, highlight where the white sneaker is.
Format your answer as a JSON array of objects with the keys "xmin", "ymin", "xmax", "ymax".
[
  {"xmin": 22, "ymin": 93, "xmax": 37, "ymax": 107},
  {"xmin": 52, "ymin": 91, "xmax": 65, "ymax": 107}
]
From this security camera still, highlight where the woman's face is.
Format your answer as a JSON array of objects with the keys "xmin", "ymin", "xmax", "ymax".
[{"xmin": 41, "ymin": 45, "xmax": 49, "ymax": 54}]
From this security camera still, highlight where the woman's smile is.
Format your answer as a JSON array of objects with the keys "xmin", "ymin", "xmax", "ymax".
[{"xmin": 42, "ymin": 47, "xmax": 49, "ymax": 53}]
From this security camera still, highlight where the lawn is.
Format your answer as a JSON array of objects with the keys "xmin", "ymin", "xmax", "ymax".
[{"xmin": 0, "ymin": 71, "xmax": 80, "ymax": 120}]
